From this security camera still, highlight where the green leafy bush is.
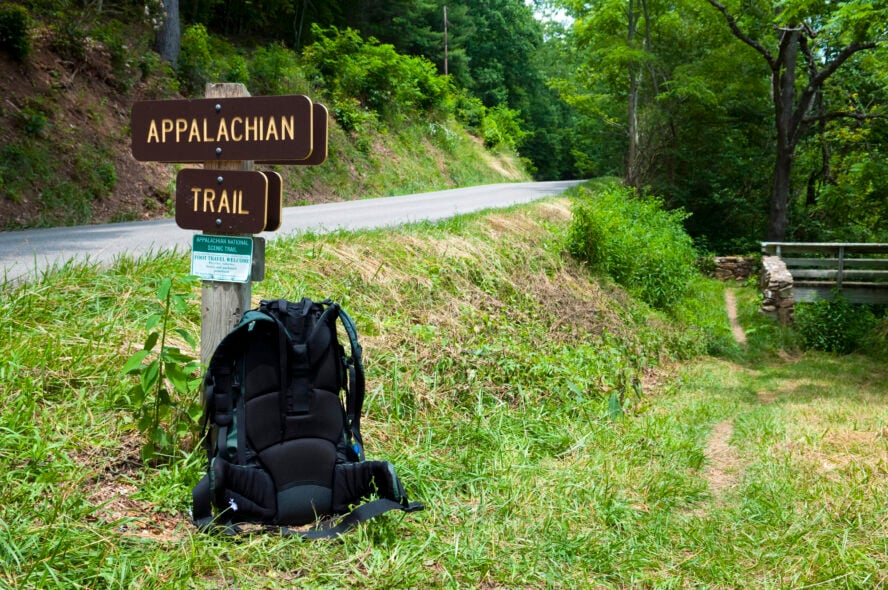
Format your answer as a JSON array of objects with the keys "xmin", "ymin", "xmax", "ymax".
[
  {"xmin": 123, "ymin": 277, "xmax": 202, "ymax": 462},
  {"xmin": 567, "ymin": 184, "xmax": 698, "ymax": 310},
  {"xmin": 249, "ymin": 43, "xmax": 305, "ymax": 96},
  {"xmin": 303, "ymin": 25, "xmax": 452, "ymax": 124},
  {"xmin": 138, "ymin": 49, "xmax": 180, "ymax": 99},
  {"xmin": 794, "ymin": 294, "xmax": 877, "ymax": 353},
  {"xmin": 481, "ymin": 105, "xmax": 528, "ymax": 150},
  {"xmin": 178, "ymin": 24, "xmax": 248, "ymax": 96},
  {"xmin": 176, "ymin": 24, "xmax": 213, "ymax": 95},
  {"xmin": 0, "ymin": 2, "xmax": 30, "ymax": 61},
  {"xmin": 48, "ymin": 19, "xmax": 87, "ymax": 62}
]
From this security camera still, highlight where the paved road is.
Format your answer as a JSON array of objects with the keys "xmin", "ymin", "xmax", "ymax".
[{"xmin": 0, "ymin": 180, "xmax": 582, "ymax": 284}]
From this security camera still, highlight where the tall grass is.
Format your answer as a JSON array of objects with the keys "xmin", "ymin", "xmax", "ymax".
[
  {"xmin": 567, "ymin": 183, "xmax": 698, "ymax": 311},
  {"xmin": 1, "ymin": 197, "xmax": 886, "ymax": 588}
]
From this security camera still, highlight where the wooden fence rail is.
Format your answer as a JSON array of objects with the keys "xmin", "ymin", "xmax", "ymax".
[{"xmin": 761, "ymin": 242, "xmax": 888, "ymax": 304}]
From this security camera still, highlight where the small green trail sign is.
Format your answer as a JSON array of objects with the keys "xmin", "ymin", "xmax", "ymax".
[{"xmin": 191, "ymin": 235, "xmax": 253, "ymax": 283}]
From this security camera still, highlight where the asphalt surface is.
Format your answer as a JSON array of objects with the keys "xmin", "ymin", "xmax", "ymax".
[{"xmin": 0, "ymin": 180, "xmax": 583, "ymax": 284}]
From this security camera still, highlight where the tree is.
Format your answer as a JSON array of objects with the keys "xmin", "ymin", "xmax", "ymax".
[
  {"xmin": 706, "ymin": 0, "xmax": 885, "ymax": 241},
  {"xmin": 154, "ymin": 0, "xmax": 181, "ymax": 66}
]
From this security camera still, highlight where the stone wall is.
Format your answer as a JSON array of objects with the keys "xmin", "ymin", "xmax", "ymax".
[
  {"xmin": 759, "ymin": 256, "xmax": 794, "ymax": 324},
  {"xmin": 712, "ymin": 256, "xmax": 759, "ymax": 281}
]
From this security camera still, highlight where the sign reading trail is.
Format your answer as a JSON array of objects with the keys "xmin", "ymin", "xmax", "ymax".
[
  {"xmin": 191, "ymin": 235, "xmax": 253, "ymax": 283},
  {"xmin": 131, "ymin": 95, "xmax": 314, "ymax": 162},
  {"xmin": 175, "ymin": 169, "xmax": 269, "ymax": 233}
]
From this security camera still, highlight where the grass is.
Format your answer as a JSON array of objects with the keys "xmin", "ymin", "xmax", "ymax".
[{"xmin": 1, "ymin": 199, "xmax": 887, "ymax": 588}]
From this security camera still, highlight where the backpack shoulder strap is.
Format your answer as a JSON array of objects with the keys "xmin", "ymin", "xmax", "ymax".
[
  {"xmin": 193, "ymin": 309, "xmax": 280, "ymax": 530},
  {"xmin": 331, "ymin": 303, "xmax": 366, "ymax": 460}
]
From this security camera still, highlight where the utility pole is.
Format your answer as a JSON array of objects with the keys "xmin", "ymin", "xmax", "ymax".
[{"xmin": 443, "ymin": 5, "xmax": 448, "ymax": 76}]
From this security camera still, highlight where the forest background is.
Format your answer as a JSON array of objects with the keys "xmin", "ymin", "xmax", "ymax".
[{"xmin": 0, "ymin": 0, "xmax": 886, "ymax": 253}]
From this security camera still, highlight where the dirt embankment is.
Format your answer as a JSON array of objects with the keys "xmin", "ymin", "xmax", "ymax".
[{"xmin": 0, "ymin": 29, "xmax": 179, "ymax": 228}]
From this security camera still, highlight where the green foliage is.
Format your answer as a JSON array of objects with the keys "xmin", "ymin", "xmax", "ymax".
[
  {"xmin": 137, "ymin": 49, "xmax": 181, "ymax": 99},
  {"xmin": 18, "ymin": 103, "xmax": 49, "ymax": 137},
  {"xmin": 177, "ymin": 24, "xmax": 249, "ymax": 96},
  {"xmin": 74, "ymin": 145, "xmax": 117, "ymax": 197},
  {"xmin": 0, "ymin": 140, "xmax": 51, "ymax": 204},
  {"xmin": 48, "ymin": 19, "xmax": 87, "ymax": 62},
  {"xmin": 794, "ymin": 294, "xmax": 878, "ymax": 354},
  {"xmin": 248, "ymin": 42, "xmax": 306, "ymax": 96},
  {"xmin": 4, "ymin": 203, "xmax": 888, "ymax": 587},
  {"xmin": 481, "ymin": 104, "xmax": 528, "ymax": 150},
  {"xmin": 567, "ymin": 184, "xmax": 699, "ymax": 310},
  {"xmin": 303, "ymin": 25, "xmax": 453, "ymax": 126},
  {"xmin": 123, "ymin": 277, "xmax": 202, "ymax": 462},
  {"xmin": 0, "ymin": 2, "xmax": 31, "ymax": 60},
  {"xmin": 177, "ymin": 24, "xmax": 215, "ymax": 95},
  {"xmin": 91, "ymin": 20, "xmax": 141, "ymax": 92}
]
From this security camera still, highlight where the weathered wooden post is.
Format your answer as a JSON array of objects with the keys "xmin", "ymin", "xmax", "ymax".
[{"xmin": 200, "ymin": 82, "xmax": 257, "ymax": 368}]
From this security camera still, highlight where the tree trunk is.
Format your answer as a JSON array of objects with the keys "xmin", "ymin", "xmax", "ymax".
[
  {"xmin": 154, "ymin": 0, "xmax": 181, "ymax": 67},
  {"xmin": 625, "ymin": 0, "xmax": 640, "ymax": 189},
  {"xmin": 767, "ymin": 28, "xmax": 799, "ymax": 241}
]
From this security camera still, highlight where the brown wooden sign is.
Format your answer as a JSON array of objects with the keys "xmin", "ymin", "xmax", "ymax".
[
  {"xmin": 132, "ymin": 95, "xmax": 314, "ymax": 162},
  {"xmin": 258, "ymin": 104, "xmax": 329, "ymax": 166},
  {"xmin": 264, "ymin": 171, "xmax": 283, "ymax": 232},
  {"xmin": 175, "ymin": 169, "xmax": 268, "ymax": 233}
]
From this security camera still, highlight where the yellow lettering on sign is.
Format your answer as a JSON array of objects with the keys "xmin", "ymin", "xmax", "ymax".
[
  {"xmin": 188, "ymin": 119, "xmax": 201, "ymax": 142},
  {"xmin": 230, "ymin": 117, "xmax": 243, "ymax": 142},
  {"xmin": 244, "ymin": 117, "xmax": 257, "ymax": 141},
  {"xmin": 218, "ymin": 189, "xmax": 230, "ymax": 214},
  {"xmin": 191, "ymin": 187, "xmax": 201, "ymax": 211},
  {"xmin": 236, "ymin": 190, "xmax": 250, "ymax": 214},
  {"xmin": 161, "ymin": 119, "xmax": 174, "ymax": 142},
  {"xmin": 202, "ymin": 189, "xmax": 216, "ymax": 213},
  {"xmin": 147, "ymin": 120, "xmax": 160, "ymax": 143},
  {"xmin": 217, "ymin": 118, "xmax": 229, "ymax": 142},
  {"xmin": 175, "ymin": 118, "xmax": 188, "ymax": 142},
  {"xmin": 281, "ymin": 116, "xmax": 294, "ymax": 141},
  {"xmin": 266, "ymin": 117, "xmax": 278, "ymax": 141},
  {"xmin": 203, "ymin": 119, "xmax": 215, "ymax": 142}
]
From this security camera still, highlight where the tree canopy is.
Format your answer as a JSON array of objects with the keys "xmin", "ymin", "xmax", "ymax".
[{"xmin": 14, "ymin": 0, "xmax": 888, "ymax": 251}]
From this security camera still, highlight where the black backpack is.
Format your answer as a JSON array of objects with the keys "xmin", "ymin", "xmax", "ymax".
[{"xmin": 191, "ymin": 298, "xmax": 423, "ymax": 538}]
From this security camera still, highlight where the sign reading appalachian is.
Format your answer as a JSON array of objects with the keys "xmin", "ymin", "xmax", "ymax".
[{"xmin": 131, "ymin": 95, "xmax": 314, "ymax": 162}]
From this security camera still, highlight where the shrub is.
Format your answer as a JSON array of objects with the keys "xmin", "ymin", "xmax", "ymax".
[
  {"xmin": 794, "ymin": 294, "xmax": 877, "ymax": 353},
  {"xmin": 567, "ymin": 184, "xmax": 698, "ymax": 310},
  {"xmin": 177, "ymin": 24, "xmax": 213, "ymax": 95},
  {"xmin": 48, "ymin": 19, "xmax": 87, "ymax": 62},
  {"xmin": 303, "ymin": 25, "xmax": 453, "ymax": 123},
  {"xmin": 249, "ymin": 43, "xmax": 304, "ymax": 96},
  {"xmin": 138, "ymin": 49, "xmax": 180, "ymax": 98},
  {"xmin": 481, "ymin": 104, "xmax": 528, "ymax": 150},
  {"xmin": 178, "ymin": 24, "xmax": 248, "ymax": 96},
  {"xmin": 0, "ymin": 2, "xmax": 30, "ymax": 61}
]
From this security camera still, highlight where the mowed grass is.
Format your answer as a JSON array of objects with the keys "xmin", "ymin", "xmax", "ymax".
[{"xmin": 1, "ymin": 199, "xmax": 886, "ymax": 588}]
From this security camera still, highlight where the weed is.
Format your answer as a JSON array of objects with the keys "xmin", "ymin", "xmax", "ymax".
[
  {"xmin": 794, "ymin": 293, "xmax": 879, "ymax": 353},
  {"xmin": 123, "ymin": 276, "xmax": 203, "ymax": 462},
  {"xmin": 567, "ymin": 183, "xmax": 698, "ymax": 311}
]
